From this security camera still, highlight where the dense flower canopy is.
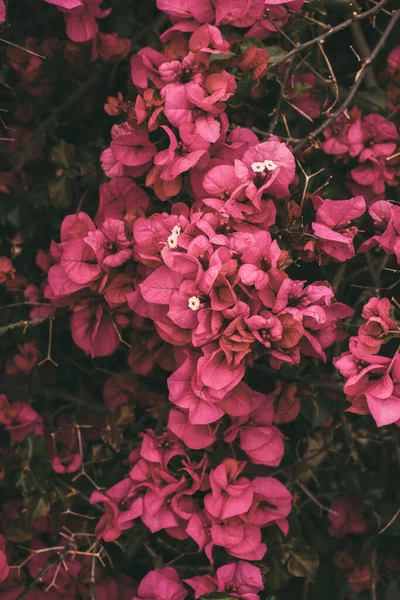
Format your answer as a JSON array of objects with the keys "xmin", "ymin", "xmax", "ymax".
[{"xmin": 0, "ymin": 0, "xmax": 400, "ymax": 598}]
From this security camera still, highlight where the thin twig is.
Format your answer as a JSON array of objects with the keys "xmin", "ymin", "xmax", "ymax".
[
  {"xmin": 278, "ymin": 0, "xmax": 389, "ymax": 65},
  {"xmin": 293, "ymin": 8, "xmax": 400, "ymax": 152},
  {"xmin": 251, "ymin": 126, "xmax": 300, "ymax": 143},
  {"xmin": 268, "ymin": 61, "xmax": 295, "ymax": 134},
  {"xmin": 350, "ymin": 20, "xmax": 378, "ymax": 88},
  {"xmin": 0, "ymin": 37, "xmax": 46, "ymax": 58},
  {"xmin": 38, "ymin": 318, "xmax": 59, "ymax": 367},
  {"xmin": 379, "ymin": 507, "xmax": 400, "ymax": 534},
  {"xmin": 318, "ymin": 41, "xmax": 339, "ymax": 114},
  {"xmin": 90, "ymin": 542, "xmax": 99, "ymax": 600},
  {"xmin": 297, "ymin": 481, "xmax": 339, "ymax": 515},
  {"xmin": 15, "ymin": 551, "xmax": 69, "ymax": 599}
]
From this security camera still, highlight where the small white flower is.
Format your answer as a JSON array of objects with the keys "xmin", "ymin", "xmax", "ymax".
[
  {"xmin": 167, "ymin": 234, "xmax": 178, "ymax": 249},
  {"xmin": 251, "ymin": 161, "xmax": 266, "ymax": 173},
  {"xmin": 188, "ymin": 296, "xmax": 201, "ymax": 311},
  {"xmin": 264, "ymin": 159, "xmax": 277, "ymax": 171},
  {"xmin": 172, "ymin": 225, "xmax": 182, "ymax": 236}
]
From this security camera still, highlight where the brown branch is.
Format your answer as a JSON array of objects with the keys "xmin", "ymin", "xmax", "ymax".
[
  {"xmin": 379, "ymin": 507, "xmax": 400, "ymax": 534},
  {"xmin": 251, "ymin": 126, "xmax": 300, "ymax": 143},
  {"xmin": 38, "ymin": 318, "xmax": 59, "ymax": 367},
  {"xmin": 297, "ymin": 481, "xmax": 339, "ymax": 515},
  {"xmin": 0, "ymin": 316, "xmax": 50, "ymax": 333},
  {"xmin": 318, "ymin": 41, "xmax": 339, "ymax": 114},
  {"xmin": 350, "ymin": 20, "xmax": 378, "ymax": 88},
  {"xmin": 277, "ymin": 0, "xmax": 389, "ymax": 65},
  {"xmin": 90, "ymin": 542, "xmax": 99, "ymax": 600},
  {"xmin": 15, "ymin": 551, "xmax": 69, "ymax": 600},
  {"xmin": 0, "ymin": 38, "xmax": 46, "ymax": 58},
  {"xmin": 293, "ymin": 8, "xmax": 400, "ymax": 152},
  {"xmin": 268, "ymin": 61, "xmax": 295, "ymax": 134}
]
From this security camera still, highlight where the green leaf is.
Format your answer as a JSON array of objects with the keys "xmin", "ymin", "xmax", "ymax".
[
  {"xmin": 0, "ymin": 324, "xmax": 10, "ymax": 336},
  {"xmin": 201, "ymin": 594, "xmax": 236, "ymax": 600},
  {"xmin": 287, "ymin": 546, "xmax": 320, "ymax": 579},
  {"xmin": 50, "ymin": 139, "xmax": 75, "ymax": 169},
  {"xmin": 267, "ymin": 555, "xmax": 292, "ymax": 589},
  {"xmin": 48, "ymin": 177, "xmax": 73, "ymax": 210},
  {"xmin": 292, "ymin": 82, "xmax": 312, "ymax": 96},
  {"xmin": 26, "ymin": 495, "xmax": 51, "ymax": 523},
  {"xmin": 210, "ymin": 52, "xmax": 234, "ymax": 63},
  {"xmin": 357, "ymin": 87, "xmax": 388, "ymax": 111},
  {"xmin": 5, "ymin": 521, "xmax": 33, "ymax": 542},
  {"xmin": 265, "ymin": 46, "xmax": 288, "ymax": 64},
  {"xmin": 301, "ymin": 396, "xmax": 335, "ymax": 427},
  {"xmin": 240, "ymin": 38, "xmax": 265, "ymax": 51}
]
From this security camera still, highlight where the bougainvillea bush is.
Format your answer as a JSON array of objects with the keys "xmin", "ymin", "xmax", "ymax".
[{"xmin": 1, "ymin": 0, "xmax": 400, "ymax": 597}]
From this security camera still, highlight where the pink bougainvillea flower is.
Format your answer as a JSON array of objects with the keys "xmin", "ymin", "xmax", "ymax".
[
  {"xmin": 154, "ymin": 124, "xmax": 210, "ymax": 181},
  {"xmin": 110, "ymin": 126, "xmax": 157, "ymax": 168},
  {"xmin": 91, "ymin": 479, "xmax": 143, "ymax": 542},
  {"xmin": 0, "ymin": 548, "xmax": 9, "ymax": 584},
  {"xmin": 250, "ymin": 476, "xmax": 292, "ymax": 534},
  {"xmin": 134, "ymin": 568, "xmax": 187, "ymax": 600},
  {"xmin": 216, "ymin": 561, "xmax": 263, "ymax": 600},
  {"xmin": 184, "ymin": 574, "xmax": 217, "ymax": 598},
  {"xmin": 236, "ymin": 139, "xmax": 296, "ymax": 204},
  {"xmin": 204, "ymin": 459, "xmax": 254, "ymax": 520},
  {"xmin": 0, "ymin": 256, "xmax": 15, "ymax": 283},
  {"xmin": 236, "ymin": 424, "xmax": 285, "ymax": 466},
  {"xmin": 52, "ymin": 452, "xmax": 82, "ymax": 474},
  {"xmin": 71, "ymin": 305, "xmax": 120, "ymax": 358},
  {"xmin": 60, "ymin": 236, "xmax": 102, "ymax": 285},
  {"xmin": 364, "ymin": 356, "xmax": 400, "ymax": 427},
  {"xmin": 0, "ymin": 395, "xmax": 44, "ymax": 444},
  {"xmin": 189, "ymin": 24, "xmax": 230, "ymax": 55},
  {"xmin": 311, "ymin": 196, "xmax": 366, "ymax": 261},
  {"xmin": 0, "ymin": 0, "xmax": 6, "ymax": 23},
  {"xmin": 91, "ymin": 32, "xmax": 132, "ymax": 63},
  {"xmin": 211, "ymin": 518, "xmax": 267, "ymax": 561},
  {"xmin": 348, "ymin": 565, "xmax": 372, "ymax": 592},
  {"xmin": 45, "ymin": 0, "xmax": 111, "ymax": 42},
  {"xmin": 168, "ymin": 409, "xmax": 217, "ymax": 449},
  {"xmin": 328, "ymin": 497, "xmax": 367, "ymax": 538},
  {"xmin": 238, "ymin": 46, "xmax": 270, "ymax": 80},
  {"xmin": 287, "ymin": 73, "xmax": 322, "ymax": 119},
  {"xmin": 140, "ymin": 430, "xmax": 187, "ymax": 468},
  {"xmin": 85, "ymin": 218, "xmax": 132, "ymax": 267},
  {"xmin": 386, "ymin": 46, "xmax": 400, "ymax": 83},
  {"xmin": 214, "ymin": 0, "xmax": 265, "ymax": 28},
  {"xmin": 95, "ymin": 178, "xmax": 149, "ymax": 226},
  {"xmin": 319, "ymin": 106, "xmax": 362, "ymax": 157}
]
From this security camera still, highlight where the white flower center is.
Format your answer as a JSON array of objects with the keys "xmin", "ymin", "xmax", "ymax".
[
  {"xmin": 251, "ymin": 161, "xmax": 266, "ymax": 173},
  {"xmin": 188, "ymin": 296, "xmax": 201, "ymax": 311},
  {"xmin": 167, "ymin": 234, "xmax": 178, "ymax": 249},
  {"xmin": 172, "ymin": 225, "xmax": 181, "ymax": 236},
  {"xmin": 264, "ymin": 159, "xmax": 277, "ymax": 171},
  {"xmin": 167, "ymin": 226, "xmax": 181, "ymax": 249}
]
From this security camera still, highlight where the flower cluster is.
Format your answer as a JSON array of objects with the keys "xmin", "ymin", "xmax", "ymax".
[
  {"xmin": 44, "ymin": 0, "xmax": 111, "ymax": 42},
  {"xmin": 358, "ymin": 199, "xmax": 400, "ymax": 263},
  {"xmin": 34, "ymin": 0, "xmax": 363, "ymax": 581},
  {"xmin": 335, "ymin": 297, "xmax": 400, "ymax": 427},
  {"xmin": 91, "ymin": 440, "xmax": 292, "ymax": 562},
  {"xmin": 320, "ymin": 111, "xmax": 400, "ymax": 202},
  {"xmin": 2, "ymin": 0, "xmax": 400, "ymax": 597},
  {"xmin": 133, "ymin": 562, "xmax": 263, "ymax": 600}
]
